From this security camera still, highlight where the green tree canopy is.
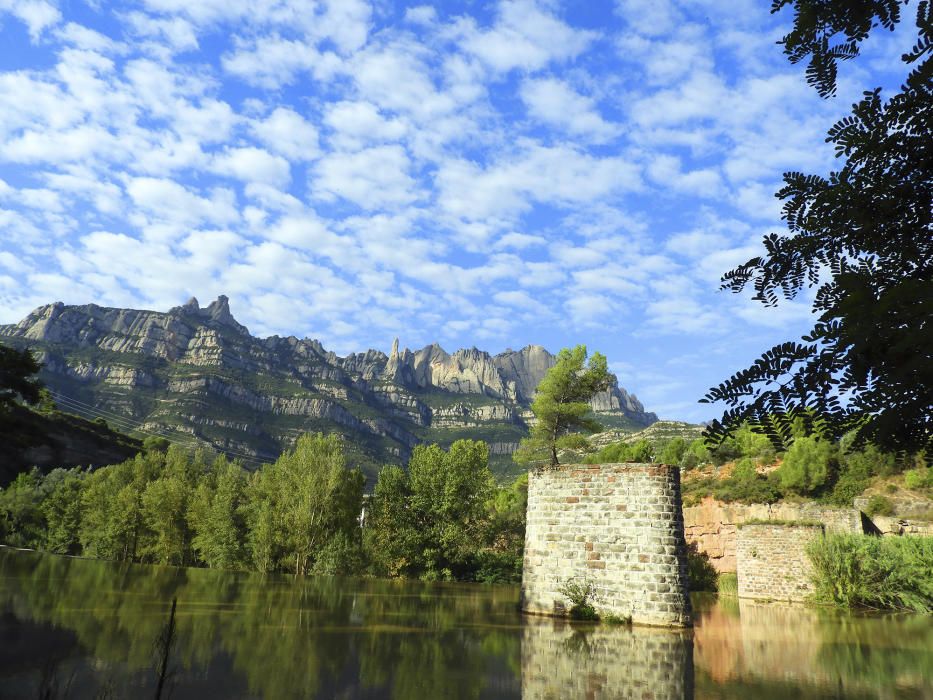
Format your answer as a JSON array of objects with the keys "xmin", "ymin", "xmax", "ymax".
[
  {"xmin": 703, "ymin": 0, "xmax": 932, "ymax": 454},
  {"xmin": 0, "ymin": 342, "xmax": 42, "ymax": 408},
  {"xmin": 515, "ymin": 345, "xmax": 610, "ymax": 467},
  {"xmin": 365, "ymin": 439, "xmax": 494, "ymax": 581},
  {"xmin": 778, "ymin": 435, "xmax": 838, "ymax": 495}
]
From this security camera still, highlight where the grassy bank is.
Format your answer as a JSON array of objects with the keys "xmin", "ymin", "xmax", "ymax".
[{"xmin": 807, "ymin": 534, "xmax": 933, "ymax": 612}]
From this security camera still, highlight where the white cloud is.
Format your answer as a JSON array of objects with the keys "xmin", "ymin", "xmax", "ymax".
[
  {"xmin": 56, "ymin": 22, "xmax": 122, "ymax": 53},
  {"xmin": 222, "ymin": 36, "xmax": 340, "ymax": 89},
  {"xmin": 647, "ymin": 154, "xmax": 722, "ymax": 196},
  {"xmin": 493, "ymin": 232, "xmax": 547, "ymax": 250},
  {"xmin": 252, "ymin": 108, "xmax": 320, "ymax": 160},
  {"xmin": 521, "ymin": 78, "xmax": 618, "ymax": 142},
  {"xmin": 324, "ymin": 101, "xmax": 406, "ymax": 149},
  {"xmin": 437, "ymin": 143, "xmax": 642, "ymax": 221},
  {"xmin": 123, "ymin": 12, "xmax": 199, "ymax": 53},
  {"xmin": 405, "ymin": 6, "xmax": 437, "ymax": 26},
  {"xmin": 350, "ymin": 41, "xmax": 458, "ymax": 119},
  {"xmin": 312, "ymin": 145, "xmax": 419, "ymax": 209},
  {"xmin": 212, "ymin": 147, "xmax": 291, "ymax": 187},
  {"xmin": 614, "ymin": 0, "xmax": 682, "ymax": 37},
  {"xmin": 125, "ymin": 177, "xmax": 239, "ymax": 227},
  {"xmin": 1, "ymin": 0, "xmax": 61, "ymax": 40},
  {"xmin": 460, "ymin": 0, "xmax": 596, "ymax": 72}
]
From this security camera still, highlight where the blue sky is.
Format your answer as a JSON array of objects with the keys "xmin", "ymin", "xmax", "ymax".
[{"xmin": 0, "ymin": 0, "xmax": 912, "ymax": 422}]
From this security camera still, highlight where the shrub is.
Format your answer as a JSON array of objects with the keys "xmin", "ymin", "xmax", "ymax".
[
  {"xmin": 807, "ymin": 534, "xmax": 933, "ymax": 612},
  {"xmin": 778, "ymin": 436, "xmax": 837, "ymax": 495},
  {"xmin": 686, "ymin": 543, "xmax": 718, "ymax": 591},
  {"xmin": 558, "ymin": 578, "xmax": 599, "ymax": 620},
  {"xmin": 710, "ymin": 440, "xmax": 742, "ymax": 466},
  {"xmin": 865, "ymin": 495, "xmax": 895, "ymax": 517},
  {"xmin": 659, "ymin": 438, "xmax": 688, "ymax": 466},
  {"xmin": 680, "ymin": 438, "xmax": 711, "ymax": 470},
  {"xmin": 845, "ymin": 444, "xmax": 897, "ymax": 478},
  {"xmin": 905, "ymin": 467, "xmax": 932, "ymax": 490},
  {"xmin": 733, "ymin": 424, "xmax": 776, "ymax": 461},
  {"xmin": 712, "ymin": 473, "xmax": 783, "ymax": 504},
  {"xmin": 310, "ymin": 532, "xmax": 365, "ymax": 576},
  {"xmin": 628, "ymin": 439, "xmax": 654, "ymax": 463},
  {"xmin": 471, "ymin": 550, "xmax": 522, "ymax": 584},
  {"xmin": 732, "ymin": 457, "xmax": 756, "ymax": 482}
]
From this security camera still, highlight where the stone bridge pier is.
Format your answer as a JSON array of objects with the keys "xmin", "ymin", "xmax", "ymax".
[{"xmin": 521, "ymin": 463, "xmax": 692, "ymax": 627}]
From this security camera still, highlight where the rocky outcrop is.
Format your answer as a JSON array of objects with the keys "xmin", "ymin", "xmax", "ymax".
[{"xmin": 0, "ymin": 297, "xmax": 658, "ymax": 476}]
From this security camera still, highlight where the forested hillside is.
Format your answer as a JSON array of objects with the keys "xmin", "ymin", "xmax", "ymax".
[{"xmin": 0, "ymin": 297, "xmax": 656, "ymax": 479}]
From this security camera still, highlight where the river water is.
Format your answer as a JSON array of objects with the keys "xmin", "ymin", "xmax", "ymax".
[{"xmin": 0, "ymin": 549, "xmax": 930, "ymax": 699}]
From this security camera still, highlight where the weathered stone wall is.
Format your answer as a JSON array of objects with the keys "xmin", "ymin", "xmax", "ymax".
[
  {"xmin": 867, "ymin": 515, "xmax": 933, "ymax": 537},
  {"xmin": 684, "ymin": 498, "xmax": 860, "ymax": 573},
  {"xmin": 521, "ymin": 463, "xmax": 691, "ymax": 627},
  {"xmin": 521, "ymin": 618, "xmax": 693, "ymax": 700},
  {"xmin": 736, "ymin": 523, "xmax": 823, "ymax": 601}
]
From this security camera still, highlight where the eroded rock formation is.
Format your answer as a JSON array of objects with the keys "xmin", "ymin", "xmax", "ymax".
[{"xmin": 0, "ymin": 296, "xmax": 657, "ymax": 478}]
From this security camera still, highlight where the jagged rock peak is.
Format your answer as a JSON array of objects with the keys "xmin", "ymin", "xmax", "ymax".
[
  {"xmin": 170, "ymin": 294, "xmax": 247, "ymax": 334},
  {"xmin": 205, "ymin": 295, "xmax": 231, "ymax": 322}
]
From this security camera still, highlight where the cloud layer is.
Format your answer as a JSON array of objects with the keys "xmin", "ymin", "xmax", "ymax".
[{"xmin": 0, "ymin": 0, "xmax": 910, "ymax": 420}]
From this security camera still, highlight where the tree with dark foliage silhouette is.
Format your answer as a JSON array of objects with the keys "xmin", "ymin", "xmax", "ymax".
[
  {"xmin": 703, "ymin": 0, "xmax": 932, "ymax": 454},
  {"xmin": 0, "ymin": 342, "xmax": 42, "ymax": 408}
]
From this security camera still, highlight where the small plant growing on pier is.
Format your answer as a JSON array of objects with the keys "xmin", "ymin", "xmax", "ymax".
[
  {"xmin": 558, "ymin": 578, "xmax": 599, "ymax": 620},
  {"xmin": 600, "ymin": 612, "xmax": 632, "ymax": 626}
]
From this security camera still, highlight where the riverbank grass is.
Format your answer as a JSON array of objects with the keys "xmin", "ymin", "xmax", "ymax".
[
  {"xmin": 717, "ymin": 573, "xmax": 738, "ymax": 596},
  {"xmin": 806, "ymin": 533, "xmax": 933, "ymax": 612}
]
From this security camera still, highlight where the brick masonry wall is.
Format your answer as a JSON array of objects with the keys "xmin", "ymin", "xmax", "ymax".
[
  {"xmin": 522, "ymin": 618, "xmax": 694, "ymax": 700},
  {"xmin": 684, "ymin": 498, "xmax": 861, "ymax": 573},
  {"xmin": 521, "ymin": 463, "xmax": 691, "ymax": 627},
  {"xmin": 736, "ymin": 524, "xmax": 824, "ymax": 601}
]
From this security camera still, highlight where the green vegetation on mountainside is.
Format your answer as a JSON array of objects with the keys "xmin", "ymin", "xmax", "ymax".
[{"xmin": 571, "ymin": 419, "xmax": 930, "ymax": 514}]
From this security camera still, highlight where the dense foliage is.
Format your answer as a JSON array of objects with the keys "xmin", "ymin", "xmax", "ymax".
[
  {"xmin": 514, "ymin": 345, "xmax": 610, "ymax": 467},
  {"xmin": 580, "ymin": 421, "xmax": 924, "ymax": 508},
  {"xmin": 807, "ymin": 533, "xmax": 933, "ymax": 612},
  {"xmin": 365, "ymin": 440, "xmax": 526, "ymax": 582},
  {"xmin": 0, "ymin": 434, "xmax": 364, "ymax": 574},
  {"xmin": 0, "ymin": 433, "xmax": 527, "ymax": 583},
  {"xmin": 704, "ymin": 0, "xmax": 933, "ymax": 454}
]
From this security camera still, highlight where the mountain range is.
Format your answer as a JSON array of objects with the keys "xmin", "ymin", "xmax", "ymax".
[{"xmin": 0, "ymin": 296, "xmax": 657, "ymax": 479}]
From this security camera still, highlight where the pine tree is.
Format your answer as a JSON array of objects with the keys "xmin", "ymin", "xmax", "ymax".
[{"xmin": 514, "ymin": 345, "xmax": 610, "ymax": 466}]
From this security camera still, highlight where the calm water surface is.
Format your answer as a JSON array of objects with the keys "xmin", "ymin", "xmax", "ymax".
[{"xmin": 0, "ymin": 549, "xmax": 930, "ymax": 699}]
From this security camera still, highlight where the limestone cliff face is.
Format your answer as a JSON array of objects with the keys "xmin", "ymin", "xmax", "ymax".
[{"xmin": 0, "ymin": 297, "xmax": 657, "ymax": 476}]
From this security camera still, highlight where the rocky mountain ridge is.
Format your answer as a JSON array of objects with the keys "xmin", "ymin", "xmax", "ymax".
[{"xmin": 0, "ymin": 296, "xmax": 657, "ymax": 479}]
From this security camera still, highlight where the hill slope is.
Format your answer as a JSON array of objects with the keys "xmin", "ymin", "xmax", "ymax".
[
  {"xmin": 0, "ymin": 404, "xmax": 141, "ymax": 486},
  {"xmin": 0, "ymin": 296, "xmax": 657, "ymax": 479}
]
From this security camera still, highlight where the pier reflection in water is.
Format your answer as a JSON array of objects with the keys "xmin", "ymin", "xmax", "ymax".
[
  {"xmin": 0, "ymin": 550, "xmax": 931, "ymax": 699},
  {"xmin": 522, "ymin": 619, "xmax": 693, "ymax": 700}
]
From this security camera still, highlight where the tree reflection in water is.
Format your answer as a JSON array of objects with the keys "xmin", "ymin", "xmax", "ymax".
[
  {"xmin": 0, "ymin": 550, "xmax": 521, "ymax": 699},
  {"xmin": 0, "ymin": 551, "xmax": 931, "ymax": 699}
]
